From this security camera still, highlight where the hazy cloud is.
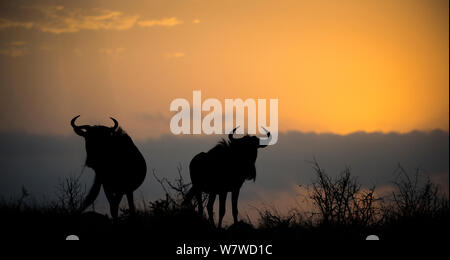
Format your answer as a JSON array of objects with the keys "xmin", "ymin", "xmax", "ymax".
[
  {"xmin": 36, "ymin": 6, "xmax": 139, "ymax": 34},
  {"xmin": 0, "ymin": 17, "xmax": 33, "ymax": 30},
  {"xmin": 10, "ymin": 41, "xmax": 26, "ymax": 46},
  {"xmin": 0, "ymin": 6, "xmax": 183, "ymax": 34},
  {"xmin": 0, "ymin": 41, "xmax": 28, "ymax": 57},
  {"xmin": 0, "ymin": 130, "xmax": 447, "ymax": 199},
  {"xmin": 167, "ymin": 52, "xmax": 185, "ymax": 58},
  {"xmin": 139, "ymin": 112, "xmax": 171, "ymax": 124},
  {"xmin": 137, "ymin": 17, "xmax": 183, "ymax": 27}
]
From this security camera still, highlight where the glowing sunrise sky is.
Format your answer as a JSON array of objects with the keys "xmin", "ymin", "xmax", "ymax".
[{"xmin": 0, "ymin": 0, "xmax": 448, "ymax": 139}]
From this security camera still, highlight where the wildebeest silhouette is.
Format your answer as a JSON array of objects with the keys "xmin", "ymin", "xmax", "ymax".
[
  {"xmin": 71, "ymin": 115, "xmax": 147, "ymax": 221},
  {"xmin": 185, "ymin": 127, "xmax": 271, "ymax": 228}
]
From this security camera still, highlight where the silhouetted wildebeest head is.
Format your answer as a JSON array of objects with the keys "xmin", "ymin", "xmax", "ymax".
[
  {"xmin": 71, "ymin": 115, "xmax": 146, "ymax": 221},
  {"xmin": 71, "ymin": 115, "xmax": 122, "ymax": 168},
  {"xmin": 186, "ymin": 126, "xmax": 271, "ymax": 228},
  {"xmin": 226, "ymin": 126, "xmax": 271, "ymax": 180}
]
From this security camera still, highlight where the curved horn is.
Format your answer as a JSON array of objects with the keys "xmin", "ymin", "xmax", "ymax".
[
  {"xmin": 71, "ymin": 115, "xmax": 80, "ymax": 129},
  {"xmin": 259, "ymin": 126, "xmax": 271, "ymax": 148},
  {"xmin": 228, "ymin": 126, "xmax": 239, "ymax": 141},
  {"xmin": 71, "ymin": 115, "xmax": 88, "ymax": 136},
  {"xmin": 110, "ymin": 117, "xmax": 119, "ymax": 131}
]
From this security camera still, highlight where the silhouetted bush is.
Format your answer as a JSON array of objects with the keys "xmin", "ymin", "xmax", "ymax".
[
  {"xmin": 379, "ymin": 165, "xmax": 449, "ymax": 240},
  {"xmin": 388, "ymin": 165, "xmax": 448, "ymax": 219},
  {"xmin": 55, "ymin": 175, "xmax": 86, "ymax": 214},
  {"xmin": 309, "ymin": 160, "xmax": 381, "ymax": 229},
  {"xmin": 0, "ymin": 162, "xmax": 448, "ymax": 240}
]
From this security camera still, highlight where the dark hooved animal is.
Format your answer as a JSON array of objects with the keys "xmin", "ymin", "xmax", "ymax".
[
  {"xmin": 71, "ymin": 115, "xmax": 147, "ymax": 221},
  {"xmin": 185, "ymin": 127, "xmax": 271, "ymax": 228}
]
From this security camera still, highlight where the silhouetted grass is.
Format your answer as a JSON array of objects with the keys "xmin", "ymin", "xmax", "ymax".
[{"xmin": 0, "ymin": 162, "xmax": 448, "ymax": 241}]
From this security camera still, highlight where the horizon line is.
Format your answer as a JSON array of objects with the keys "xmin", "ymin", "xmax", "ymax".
[{"xmin": 0, "ymin": 128, "xmax": 448, "ymax": 141}]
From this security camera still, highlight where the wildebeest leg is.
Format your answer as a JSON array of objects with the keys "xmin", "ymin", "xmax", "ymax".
[
  {"xmin": 195, "ymin": 191, "xmax": 203, "ymax": 216},
  {"xmin": 218, "ymin": 192, "xmax": 227, "ymax": 229},
  {"xmin": 183, "ymin": 187, "xmax": 196, "ymax": 206},
  {"xmin": 126, "ymin": 192, "xmax": 136, "ymax": 215},
  {"xmin": 105, "ymin": 190, "xmax": 122, "ymax": 222},
  {"xmin": 207, "ymin": 193, "xmax": 216, "ymax": 225},
  {"xmin": 231, "ymin": 189, "xmax": 240, "ymax": 224}
]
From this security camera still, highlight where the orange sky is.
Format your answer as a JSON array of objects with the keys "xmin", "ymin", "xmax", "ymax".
[{"xmin": 0, "ymin": 0, "xmax": 448, "ymax": 139}]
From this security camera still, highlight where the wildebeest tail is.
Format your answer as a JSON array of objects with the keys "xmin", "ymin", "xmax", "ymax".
[{"xmin": 79, "ymin": 175, "xmax": 101, "ymax": 212}]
